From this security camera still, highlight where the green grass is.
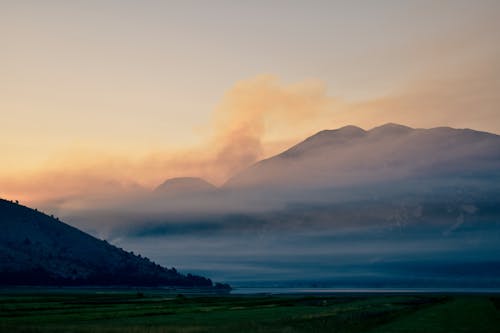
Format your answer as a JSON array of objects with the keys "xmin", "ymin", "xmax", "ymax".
[
  {"xmin": 368, "ymin": 296, "xmax": 500, "ymax": 333},
  {"xmin": 0, "ymin": 291, "xmax": 499, "ymax": 333}
]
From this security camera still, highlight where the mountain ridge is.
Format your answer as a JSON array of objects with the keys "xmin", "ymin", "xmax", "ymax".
[{"xmin": 223, "ymin": 123, "xmax": 500, "ymax": 190}]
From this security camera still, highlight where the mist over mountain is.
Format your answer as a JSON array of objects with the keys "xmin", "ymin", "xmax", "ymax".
[
  {"xmin": 96, "ymin": 123, "xmax": 500, "ymax": 232},
  {"xmin": 0, "ymin": 199, "xmax": 225, "ymax": 287},
  {"xmin": 39, "ymin": 123, "xmax": 500, "ymax": 287}
]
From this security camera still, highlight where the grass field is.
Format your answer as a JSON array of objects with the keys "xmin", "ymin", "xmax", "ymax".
[{"xmin": 1, "ymin": 291, "xmax": 499, "ymax": 333}]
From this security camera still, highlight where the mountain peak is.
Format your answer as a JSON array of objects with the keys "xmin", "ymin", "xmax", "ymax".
[
  {"xmin": 154, "ymin": 177, "xmax": 216, "ymax": 195},
  {"xmin": 369, "ymin": 123, "xmax": 414, "ymax": 136},
  {"xmin": 316, "ymin": 125, "xmax": 366, "ymax": 138},
  {"xmin": 336, "ymin": 125, "xmax": 366, "ymax": 134}
]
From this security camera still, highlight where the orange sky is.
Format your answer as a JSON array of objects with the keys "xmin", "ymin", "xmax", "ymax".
[{"xmin": 1, "ymin": 1, "xmax": 500, "ymax": 204}]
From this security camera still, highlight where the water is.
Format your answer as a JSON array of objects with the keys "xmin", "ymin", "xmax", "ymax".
[{"xmin": 230, "ymin": 287, "xmax": 500, "ymax": 295}]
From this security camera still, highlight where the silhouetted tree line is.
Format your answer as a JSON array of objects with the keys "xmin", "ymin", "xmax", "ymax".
[{"xmin": 0, "ymin": 266, "xmax": 215, "ymax": 287}]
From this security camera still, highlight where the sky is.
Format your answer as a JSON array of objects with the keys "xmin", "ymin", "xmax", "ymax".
[{"xmin": 1, "ymin": 0, "xmax": 500, "ymax": 203}]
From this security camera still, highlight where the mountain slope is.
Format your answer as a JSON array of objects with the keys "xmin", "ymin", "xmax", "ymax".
[{"xmin": 0, "ymin": 199, "xmax": 221, "ymax": 287}]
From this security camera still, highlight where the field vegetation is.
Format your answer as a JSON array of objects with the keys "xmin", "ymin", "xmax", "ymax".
[{"xmin": 1, "ymin": 291, "xmax": 499, "ymax": 332}]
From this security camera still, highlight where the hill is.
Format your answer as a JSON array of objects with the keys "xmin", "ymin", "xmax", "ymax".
[
  {"xmin": 0, "ymin": 198, "xmax": 227, "ymax": 288},
  {"xmin": 154, "ymin": 177, "xmax": 216, "ymax": 196}
]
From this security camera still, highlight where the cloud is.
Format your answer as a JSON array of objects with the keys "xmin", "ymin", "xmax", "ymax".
[
  {"xmin": 211, "ymin": 75, "xmax": 333, "ymax": 177},
  {"xmin": 0, "ymin": 75, "xmax": 334, "ymax": 205}
]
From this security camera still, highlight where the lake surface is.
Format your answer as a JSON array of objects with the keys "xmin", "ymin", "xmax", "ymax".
[{"xmin": 230, "ymin": 287, "xmax": 500, "ymax": 294}]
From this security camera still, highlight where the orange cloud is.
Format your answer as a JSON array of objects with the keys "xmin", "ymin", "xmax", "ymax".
[
  {"xmin": 212, "ymin": 75, "xmax": 333, "ymax": 177},
  {"xmin": 0, "ymin": 75, "xmax": 335, "ymax": 206}
]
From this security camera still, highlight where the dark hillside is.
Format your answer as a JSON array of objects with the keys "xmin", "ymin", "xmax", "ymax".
[{"xmin": 0, "ymin": 199, "xmax": 219, "ymax": 287}]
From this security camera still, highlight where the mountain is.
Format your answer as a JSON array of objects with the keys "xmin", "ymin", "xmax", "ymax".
[
  {"xmin": 224, "ymin": 123, "xmax": 500, "ymax": 191},
  {"xmin": 114, "ymin": 123, "xmax": 500, "ymax": 238},
  {"xmin": 154, "ymin": 177, "xmax": 216, "ymax": 196},
  {"xmin": 193, "ymin": 123, "xmax": 500, "ymax": 233},
  {"xmin": 0, "ymin": 198, "xmax": 228, "ymax": 288},
  {"xmin": 50, "ymin": 124, "xmax": 500, "ymax": 287}
]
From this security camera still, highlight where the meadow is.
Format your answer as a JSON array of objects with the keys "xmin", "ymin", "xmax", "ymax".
[{"xmin": 0, "ymin": 290, "xmax": 499, "ymax": 333}]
